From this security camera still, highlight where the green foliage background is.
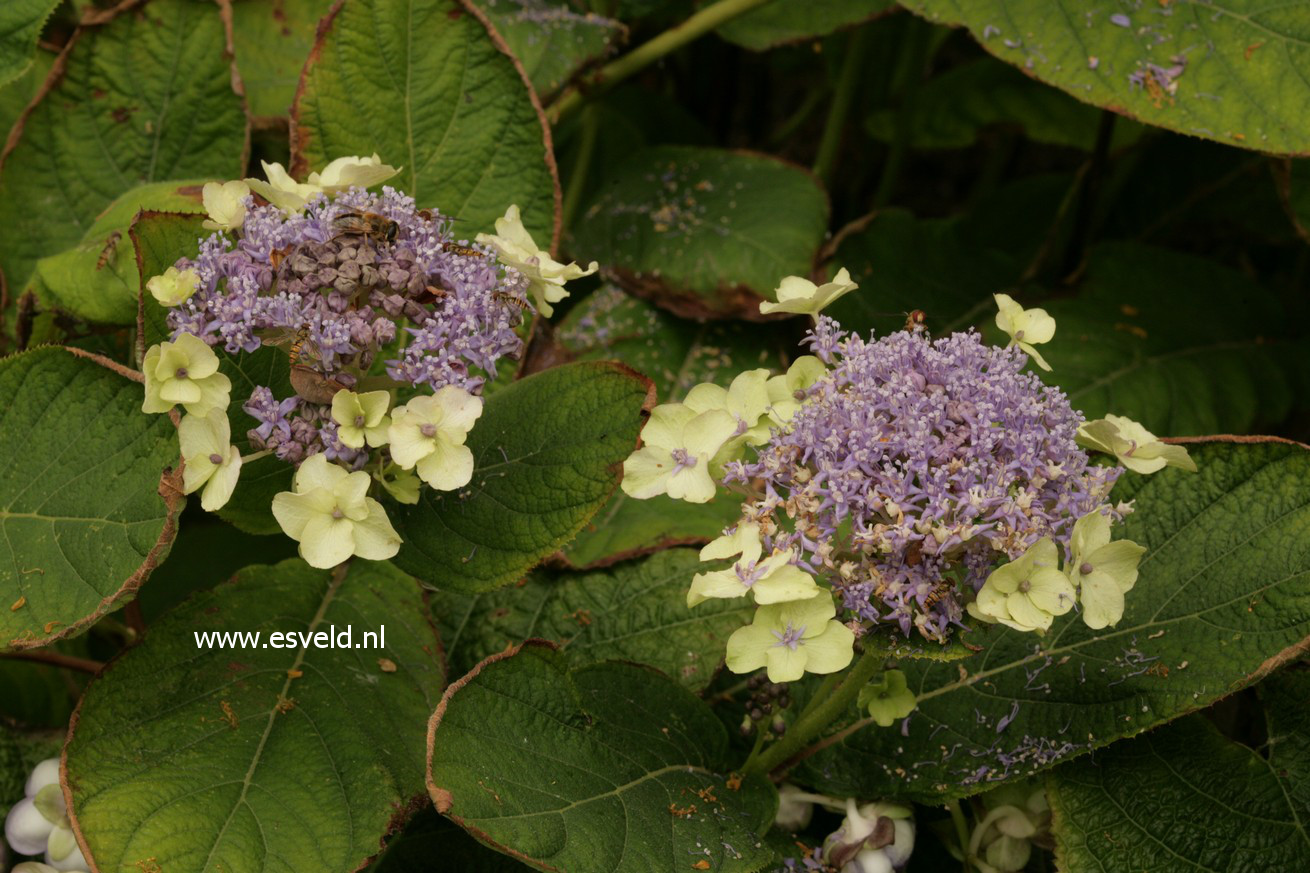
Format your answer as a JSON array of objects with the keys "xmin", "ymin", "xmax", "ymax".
[{"xmin": 2, "ymin": 1, "xmax": 1310, "ymax": 872}]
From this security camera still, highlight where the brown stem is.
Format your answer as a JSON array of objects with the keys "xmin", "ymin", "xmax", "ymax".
[{"xmin": 1, "ymin": 650, "xmax": 104, "ymax": 675}]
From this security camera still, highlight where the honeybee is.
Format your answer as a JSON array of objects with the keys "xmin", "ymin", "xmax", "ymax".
[
  {"xmin": 493, "ymin": 292, "xmax": 529, "ymax": 311},
  {"xmin": 331, "ymin": 210, "xmax": 398, "ymax": 245},
  {"xmin": 442, "ymin": 242, "xmax": 485, "ymax": 258},
  {"xmin": 95, "ymin": 231, "xmax": 122, "ymax": 271}
]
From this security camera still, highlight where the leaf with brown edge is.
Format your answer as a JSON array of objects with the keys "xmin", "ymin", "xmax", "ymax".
[
  {"xmin": 0, "ymin": 346, "xmax": 181, "ymax": 651},
  {"xmin": 1047, "ymin": 669, "xmax": 1310, "ymax": 871},
  {"xmin": 291, "ymin": 0, "xmax": 561, "ymax": 247},
  {"xmin": 572, "ymin": 146, "xmax": 829, "ymax": 321},
  {"xmin": 63, "ymin": 558, "xmax": 445, "ymax": 872},
  {"xmin": 794, "ymin": 438, "xmax": 1310, "ymax": 803},
  {"xmin": 0, "ymin": 0, "xmax": 248, "ymax": 295},
  {"xmin": 427, "ymin": 641, "xmax": 778, "ymax": 873}
]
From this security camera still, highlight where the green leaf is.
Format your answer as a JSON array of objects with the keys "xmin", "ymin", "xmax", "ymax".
[
  {"xmin": 473, "ymin": 0, "xmax": 624, "ymax": 97},
  {"xmin": 434, "ymin": 548, "xmax": 753, "ymax": 691},
  {"xmin": 137, "ymin": 513, "xmax": 297, "ymax": 622},
  {"xmin": 65, "ymin": 558, "xmax": 444, "ymax": 872},
  {"xmin": 903, "ymin": 0, "xmax": 1310, "ymax": 155},
  {"xmin": 133, "ymin": 210, "xmax": 297, "ymax": 535},
  {"xmin": 367, "ymin": 806, "xmax": 534, "ymax": 871},
  {"xmin": 717, "ymin": 0, "xmax": 894, "ymax": 51},
  {"xmin": 0, "ymin": 723, "xmax": 62, "ymax": 804},
  {"xmin": 0, "ymin": 0, "xmax": 60, "ymax": 87},
  {"xmin": 390, "ymin": 361, "xmax": 653, "ymax": 593},
  {"xmin": 573, "ymin": 145, "xmax": 829, "ymax": 320},
  {"xmin": 0, "ymin": 0, "xmax": 247, "ymax": 294},
  {"xmin": 552, "ymin": 285, "xmax": 783, "ymax": 567},
  {"xmin": 865, "ymin": 57, "xmax": 1144, "ymax": 151},
  {"xmin": 1032, "ymin": 242, "xmax": 1306, "ymax": 435},
  {"xmin": 26, "ymin": 180, "xmax": 207, "ymax": 325},
  {"xmin": 1047, "ymin": 671, "xmax": 1310, "ymax": 871},
  {"xmin": 824, "ymin": 174, "xmax": 1070, "ymax": 336},
  {"xmin": 428, "ymin": 642, "xmax": 777, "ymax": 872},
  {"xmin": 0, "ymin": 46, "xmax": 51, "ymax": 137},
  {"xmin": 797, "ymin": 439, "xmax": 1310, "ymax": 802},
  {"xmin": 230, "ymin": 0, "xmax": 336, "ymax": 119},
  {"xmin": 292, "ymin": 0, "xmax": 560, "ymax": 244},
  {"xmin": 0, "ymin": 347, "xmax": 180, "ymax": 651}
]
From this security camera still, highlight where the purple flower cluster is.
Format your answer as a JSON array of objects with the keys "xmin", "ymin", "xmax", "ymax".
[
  {"xmin": 725, "ymin": 319, "xmax": 1121, "ymax": 642},
  {"xmin": 164, "ymin": 187, "xmax": 529, "ymax": 465}
]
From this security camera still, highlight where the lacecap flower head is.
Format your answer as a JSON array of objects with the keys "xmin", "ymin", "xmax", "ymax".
[
  {"xmin": 141, "ymin": 158, "xmax": 599, "ymax": 562},
  {"xmin": 726, "ymin": 319, "xmax": 1119, "ymax": 642}
]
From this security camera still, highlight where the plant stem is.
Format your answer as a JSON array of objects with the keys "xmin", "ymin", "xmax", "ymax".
[
  {"xmin": 549, "ymin": 0, "xmax": 774, "ymax": 124},
  {"xmin": 949, "ymin": 799, "xmax": 975, "ymax": 873},
  {"xmin": 813, "ymin": 28, "xmax": 871, "ymax": 185},
  {"xmin": 1, "ymin": 650, "xmax": 104, "ymax": 674},
  {"xmin": 743, "ymin": 645, "xmax": 885, "ymax": 778},
  {"xmin": 872, "ymin": 18, "xmax": 931, "ymax": 209},
  {"xmin": 560, "ymin": 105, "xmax": 601, "ymax": 235}
]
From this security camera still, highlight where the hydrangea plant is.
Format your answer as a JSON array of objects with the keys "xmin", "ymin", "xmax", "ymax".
[{"xmin": 4, "ymin": 1, "xmax": 1310, "ymax": 872}]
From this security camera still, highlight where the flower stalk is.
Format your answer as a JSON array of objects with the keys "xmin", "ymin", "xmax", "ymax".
[
  {"xmin": 743, "ymin": 645, "xmax": 886, "ymax": 778},
  {"xmin": 549, "ymin": 0, "xmax": 774, "ymax": 123}
]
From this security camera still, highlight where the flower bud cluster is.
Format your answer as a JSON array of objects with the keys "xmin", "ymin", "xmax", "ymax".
[{"xmin": 3, "ymin": 759, "xmax": 89, "ymax": 871}]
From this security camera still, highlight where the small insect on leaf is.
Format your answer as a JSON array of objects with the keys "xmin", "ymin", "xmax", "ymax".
[
  {"xmin": 378, "ymin": 657, "xmax": 397, "ymax": 673},
  {"xmin": 10, "ymin": 597, "xmax": 25, "ymax": 611},
  {"xmin": 692, "ymin": 861, "xmax": 711, "ymax": 870},
  {"xmin": 96, "ymin": 230, "xmax": 122, "ymax": 271}
]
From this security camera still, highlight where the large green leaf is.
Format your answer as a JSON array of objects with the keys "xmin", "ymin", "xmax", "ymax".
[
  {"xmin": 717, "ymin": 0, "xmax": 895, "ymax": 51},
  {"xmin": 0, "ymin": 0, "xmax": 247, "ymax": 295},
  {"xmin": 1047, "ymin": 670, "xmax": 1310, "ymax": 871},
  {"xmin": 0, "ymin": 0, "xmax": 60, "ymax": 87},
  {"xmin": 796, "ymin": 439, "xmax": 1310, "ymax": 802},
  {"xmin": 26, "ymin": 180, "xmax": 206, "ymax": 325},
  {"xmin": 473, "ymin": 0, "xmax": 624, "ymax": 97},
  {"xmin": 433, "ymin": 548, "xmax": 752, "ymax": 691},
  {"xmin": 1032, "ymin": 242, "xmax": 1306, "ymax": 435},
  {"xmin": 390, "ymin": 361, "xmax": 653, "ymax": 593},
  {"xmin": 552, "ymin": 285, "xmax": 783, "ymax": 566},
  {"xmin": 428, "ymin": 642, "xmax": 777, "ymax": 872},
  {"xmin": 573, "ymin": 145, "xmax": 829, "ymax": 320},
  {"xmin": 133, "ymin": 210, "xmax": 298, "ymax": 534},
  {"xmin": 825, "ymin": 174, "xmax": 1069, "ymax": 337},
  {"xmin": 65, "ymin": 559, "xmax": 444, "ymax": 873},
  {"xmin": 0, "ymin": 347, "xmax": 180, "ymax": 651},
  {"xmin": 903, "ymin": 0, "xmax": 1310, "ymax": 155},
  {"xmin": 0, "ymin": 46, "xmax": 51, "ymax": 139},
  {"xmin": 292, "ymin": 0, "xmax": 560, "ymax": 245},
  {"xmin": 230, "ymin": 0, "xmax": 335, "ymax": 119},
  {"xmin": 866, "ymin": 57, "xmax": 1144, "ymax": 151}
]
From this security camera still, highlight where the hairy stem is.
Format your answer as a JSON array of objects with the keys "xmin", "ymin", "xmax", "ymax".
[
  {"xmin": 549, "ymin": 0, "xmax": 774, "ymax": 124},
  {"xmin": 560, "ymin": 104, "xmax": 601, "ymax": 234},
  {"xmin": 949, "ymin": 799, "xmax": 976, "ymax": 872},
  {"xmin": 743, "ymin": 645, "xmax": 885, "ymax": 778}
]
